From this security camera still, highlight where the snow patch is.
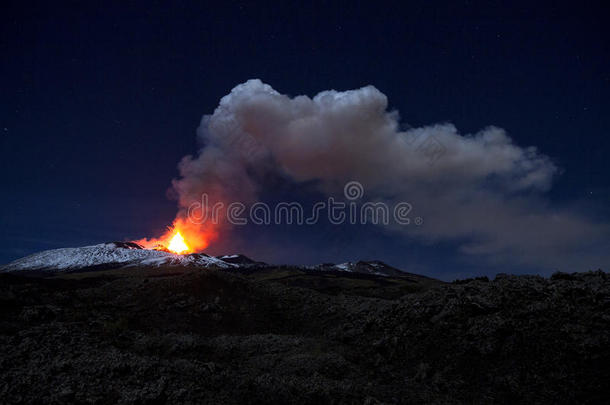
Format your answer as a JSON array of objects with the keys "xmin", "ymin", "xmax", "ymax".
[{"xmin": 334, "ymin": 263, "xmax": 353, "ymax": 272}]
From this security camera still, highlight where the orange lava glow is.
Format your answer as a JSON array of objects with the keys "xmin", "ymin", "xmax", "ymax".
[
  {"xmin": 133, "ymin": 218, "xmax": 217, "ymax": 255},
  {"xmin": 167, "ymin": 231, "xmax": 189, "ymax": 254}
]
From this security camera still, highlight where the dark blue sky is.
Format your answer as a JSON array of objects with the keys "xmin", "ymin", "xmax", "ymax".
[{"xmin": 1, "ymin": 1, "xmax": 608, "ymax": 278}]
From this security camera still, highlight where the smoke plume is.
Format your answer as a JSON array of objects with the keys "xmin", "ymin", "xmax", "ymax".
[{"xmin": 171, "ymin": 79, "xmax": 609, "ymax": 270}]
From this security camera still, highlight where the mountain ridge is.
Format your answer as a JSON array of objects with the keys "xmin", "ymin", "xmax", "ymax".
[{"xmin": 0, "ymin": 242, "xmax": 426, "ymax": 279}]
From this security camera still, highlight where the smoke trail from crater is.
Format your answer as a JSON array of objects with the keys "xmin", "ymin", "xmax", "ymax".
[{"xmin": 170, "ymin": 79, "xmax": 608, "ymax": 270}]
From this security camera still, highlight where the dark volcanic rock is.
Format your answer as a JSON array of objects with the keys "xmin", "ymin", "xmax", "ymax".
[
  {"xmin": 216, "ymin": 254, "xmax": 267, "ymax": 266},
  {"xmin": 0, "ymin": 268, "xmax": 608, "ymax": 404},
  {"xmin": 109, "ymin": 241, "xmax": 144, "ymax": 249}
]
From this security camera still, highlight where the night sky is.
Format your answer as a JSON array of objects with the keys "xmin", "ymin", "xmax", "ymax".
[{"xmin": 1, "ymin": 1, "xmax": 609, "ymax": 279}]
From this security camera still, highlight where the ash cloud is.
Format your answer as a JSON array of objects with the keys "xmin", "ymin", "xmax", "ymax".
[{"xmin": 172, "ymin": 79, "xmax": 609, "ymax": 271}]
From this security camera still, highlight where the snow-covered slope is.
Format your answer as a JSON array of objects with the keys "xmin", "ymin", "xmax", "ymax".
[
  {"xmin": 0, "ymin": 244, "xmax": 419, "ymax": 278},
  {"xmin": 0, "ymin": 242, "xmax": 234, "ymax": 272},
  {"xmin": 310, "ymin": 260, "xmax": 419, "ymax": 278}
]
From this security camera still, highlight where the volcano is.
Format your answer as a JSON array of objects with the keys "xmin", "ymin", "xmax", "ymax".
[
  {"xmin": 0, "ymin": 243, "xmax": 424, "ymax": 279},
  {"xmin": 0, "ymin": 242, "xmax": 234, "ymax": 272}
]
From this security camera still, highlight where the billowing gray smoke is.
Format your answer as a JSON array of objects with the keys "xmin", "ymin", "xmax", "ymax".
[{"xmin": 172, "ymin": 79, "xmax": 608, "ymax": 271}]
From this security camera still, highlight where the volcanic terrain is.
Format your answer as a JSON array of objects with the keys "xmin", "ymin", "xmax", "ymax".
[{"xmin": 0, "ymin": 244, "xmax": 608, "ymax": 403}]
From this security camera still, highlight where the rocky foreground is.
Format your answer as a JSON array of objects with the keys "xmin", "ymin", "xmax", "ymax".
[{"xmin": 0, "ymin": 267, "xmax": 608, "ymax": 404}]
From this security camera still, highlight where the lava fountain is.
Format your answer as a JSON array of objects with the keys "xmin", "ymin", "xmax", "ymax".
[
  {"xmin": 133, "ymin": 217, "xmax": 218, "ymax": 255},
  {"xmin": 167, "ymin": 231, "xmax": 189, "ymax": 254}
]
